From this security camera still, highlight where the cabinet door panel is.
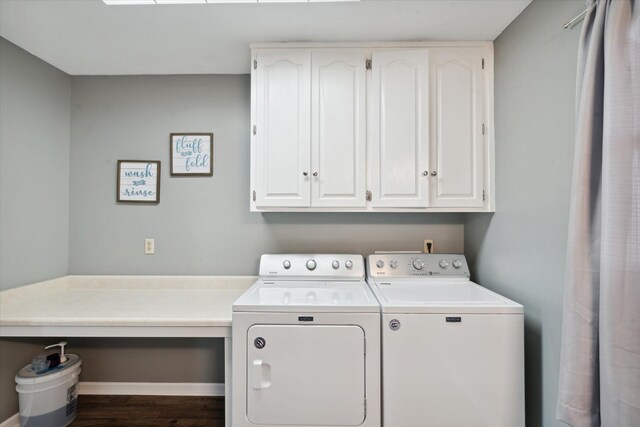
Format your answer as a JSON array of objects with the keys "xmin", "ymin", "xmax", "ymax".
[
  {"xmin": 255, "ymin": 51, "xmax": 311, "ymax": 207},
  {"xmin": 429, "ymin": 48, "xmax": 484, "ymax": 207},
  {"xmin": 311, "ymin": 51, "xmax": 367, "ymax": 207},
  {"xmin": 370, "ymin": 50, "xmax": 429, "ymax": 208}
]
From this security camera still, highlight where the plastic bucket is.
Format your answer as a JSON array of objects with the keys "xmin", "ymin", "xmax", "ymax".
[{"xmin": 15, "ymin": 354, "xmax": 81, "ymax": 427}]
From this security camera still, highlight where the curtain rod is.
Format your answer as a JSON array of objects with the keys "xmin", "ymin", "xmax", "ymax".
[{"xmin": 564, "ymin": 8, "xmax": 588, "ymax": 29}]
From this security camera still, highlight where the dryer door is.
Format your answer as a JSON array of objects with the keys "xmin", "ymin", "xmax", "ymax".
[{"xmin": 247, "ymin": 324, "xmax": 366, "ymax": 426}]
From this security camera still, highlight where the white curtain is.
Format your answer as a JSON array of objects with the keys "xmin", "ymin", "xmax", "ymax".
[{"xmin": 557, "ymin": 1, "xmax": 640, "ymax": 426}]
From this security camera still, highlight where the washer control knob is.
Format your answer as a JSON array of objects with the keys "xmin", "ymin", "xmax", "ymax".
[
  {"xmin": 412, "ymin": 259, "xmax": 424, "ymax": 270},
  {"xmin": 345, "ymin": 260, "xmax": 353, "ymax": 269},
  {"xmin": 306, "ymin": 259, "xmax": 317, "ymax": 271},
  {"xmin": 452, "ymin": 259, "xmax": 463, "ymax": 269},
  {"xmin": 390, "ymin": 260, "xmax": 398, "ymax": 269},
  {"xmin": 439, "ymin": 260, "xmax": 449, "ymax": 269},
  {"xmin": 332, "ymin": 260, "xmax": 340, "ymax": 270},
  {"xmin": 376, "ymin": 260, "xmax": 385, "ymax": 268},
  {"xmin": 283, "ymin": 260, "xmax": 291, "ymax": 269}
]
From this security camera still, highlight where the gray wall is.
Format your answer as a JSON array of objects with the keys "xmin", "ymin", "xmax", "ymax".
[
  {"xmin": 0, "ymin": 38, "xmax": 70, "ymax": 290},
  {"xmin": 464, "ymin": 1, "xmax": 585, "ymax": 426},
  {"xmin": 68, "ymin": 74, "xmax": 463, "ymax": 274},
  {"xmin": 0, "ymin": 38, "xmax": 71, "ymax": 421}
]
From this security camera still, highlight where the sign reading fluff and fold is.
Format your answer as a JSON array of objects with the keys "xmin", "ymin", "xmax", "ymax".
[
  {"xmin": 116, "ymin": 160, "xmax": 161, "ymax": 204},
  {"xmin": 170, "ymin": 133, "xmax": 213, "ymax": 176}
]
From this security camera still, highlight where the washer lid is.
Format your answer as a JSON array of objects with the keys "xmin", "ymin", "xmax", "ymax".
[
  {"xmin": 233, "ymin": 280, "xmax": 380, "ymax": 313},
  {"xmin": 369, "ymin": 281, "xmax": 523, "ymax": 314}
]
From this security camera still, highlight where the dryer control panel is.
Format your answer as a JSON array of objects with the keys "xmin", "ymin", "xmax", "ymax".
[
  {"xmin": 259, "ymin": 254, "xmax": 364, "ymax": 280},
  {"xmin": 367, "ymin": 254, "xmax": 470, "ymax": 279}
]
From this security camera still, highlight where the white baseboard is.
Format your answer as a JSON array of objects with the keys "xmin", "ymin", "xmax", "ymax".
[
  {"xmin": 0, "ymin": 413, "xmax": 19, "ymax": 427},
  {"xmin": 78, "ymin": 381, "xmax": 225, "ymax": 396}
]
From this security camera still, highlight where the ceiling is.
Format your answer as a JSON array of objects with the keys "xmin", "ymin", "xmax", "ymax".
[{"xmin": 0, "ymin": 0, "xmax": 531, "ymax": 75}]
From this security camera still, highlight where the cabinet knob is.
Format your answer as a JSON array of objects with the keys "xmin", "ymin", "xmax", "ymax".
[
  {"xmin": 431, "ymin": 171, "xmax": 438, "ymax": 176},
  {"xmin": 422, "ymin": 171, "xmax": 429, "ymax": 176},
  {"xmin": 313, "ymin": 172, "xmax": 319, "ymax": 177},
  {"xmin": 303, "ymin": 171, "xmax": 309, "ymax": 176}
]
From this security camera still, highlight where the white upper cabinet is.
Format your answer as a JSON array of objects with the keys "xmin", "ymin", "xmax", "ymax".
[
  {"xmin": 253, "ymin": 50, "xmax": 366, "ymax": 208},
  {"xmin": 370, "ymin": 50, "xmax": 430, "ymax": 208},
  {"xmin": 311, "ymin": 51, "xmax": 367, "ymax": 207},
  {"xmin": 250, "ymin": 43, "xmax": 494, "ymax": 212},
  {"xmin": 254, "ymin": 51, "xmax": 311, "ymax": 208},
  {"xmin": 429, "ymin": 48, "xmax": 484, "ymax": 208}
]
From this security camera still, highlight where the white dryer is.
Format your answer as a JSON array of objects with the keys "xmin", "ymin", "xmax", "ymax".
[
  {"xmin": 233, "ymin": 254, "xmax": 381, "ymax": 427},
  {"xmin": 366, "ymin": 253, "xmax": 524, "ymax": 427}
]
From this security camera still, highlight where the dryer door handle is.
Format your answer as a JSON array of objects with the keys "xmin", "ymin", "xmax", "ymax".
[{"xmin": 251, "ymin": 359, "xmax": 272, "ymax": 390}]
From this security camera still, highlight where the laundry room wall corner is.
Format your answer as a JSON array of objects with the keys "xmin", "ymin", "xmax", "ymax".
[{"xmin": 0, "ymin": 37, "xmax": 72, "ymax": 423}]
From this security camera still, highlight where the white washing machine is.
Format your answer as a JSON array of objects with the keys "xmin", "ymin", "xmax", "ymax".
[
  {"xmin": 366, "ymin": 253, "xmax": 524, "ymax": 427},
  {"xmin": 233, "ymin": 254, "xmax": 381, "ymax": 427}
]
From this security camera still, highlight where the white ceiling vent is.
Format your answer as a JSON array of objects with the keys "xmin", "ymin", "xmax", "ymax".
[{"xmin": 103, "ymin": 0, "xmax": 359, "ymax": 4}]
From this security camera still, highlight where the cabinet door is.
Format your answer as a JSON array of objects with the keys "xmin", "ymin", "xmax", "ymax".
[
  {"xmin": 254, "ymin": 51, "xmax": 311, "ymax": 207},
  {"xmin": 370, "ymin": 50, "xmax": 430, "ymax": 208},
  {"xmin": 311, "ymin": 51, "xmax": 367, "ymax": 207},
  {"xmin": 429, "ymin": 48, "xmax": 484, "ymax": 208}
]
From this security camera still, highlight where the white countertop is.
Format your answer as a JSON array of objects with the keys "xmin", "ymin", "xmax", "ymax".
[{"xmin": 0, "ymin": 275, "xmax": 256, "ymax": 337}]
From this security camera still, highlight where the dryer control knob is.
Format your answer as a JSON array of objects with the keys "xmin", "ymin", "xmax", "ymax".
[
  {"xmin": 439, "ymin": 260, "xmax": 449, "ymax": 269},
  {"xmin": 283, "ymin": 260, "xmax": 291, "ymax": 269},
  {"xmin": 345, "ymin": 260, "xmax": 353, "ymax": 269},
  {"xmin": 390, "ymin": 260, "xmax": 398, "ymax": 269},
  {"xmin": 332, "ymin": 260, "xmax": 340, "ymax": 269},
  {"xmin": 452, "ymin": 259, "xmax": 463, "ymax": 269},
  {"xmin": 376, "ymin": 260, "xmax": 385, "ymax": 268},
  {"xmin": 412, "ymin": 259, "xmax": 424, "ymax": 270},
  {"xmin": 306, "ymin": 259, "xmax": 317, "ymax": 271}
]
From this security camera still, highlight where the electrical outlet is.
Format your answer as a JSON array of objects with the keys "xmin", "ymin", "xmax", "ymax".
[
  {"xmin": 423, "ymin": 239, "xmax": 434, "ymax": 254},
  {"xmin": 145, "ymin": 239, "xmax": 155, "ymax": 255}
]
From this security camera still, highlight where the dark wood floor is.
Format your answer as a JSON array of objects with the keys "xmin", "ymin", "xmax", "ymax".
[{"xmin": 71, "ymin": 395, "xmax": 225, "ymax": 427}]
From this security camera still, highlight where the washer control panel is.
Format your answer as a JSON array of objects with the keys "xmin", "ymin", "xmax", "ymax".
[
  {"xmin": 367, "ymin": 254, "xmax": 470, "ymax": 279},
  {"xmin": 259, "ymin": 254, "xmax": 364, "ymax": 280}
]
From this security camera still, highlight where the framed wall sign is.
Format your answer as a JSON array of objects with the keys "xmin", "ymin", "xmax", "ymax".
[
  {"xmin": 170, "ymin": 133, "xmax": 213, "ymax": 176},
  {"xmin": 117, "ymin": 160, "xmax": 161, "ymax": 204}
]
